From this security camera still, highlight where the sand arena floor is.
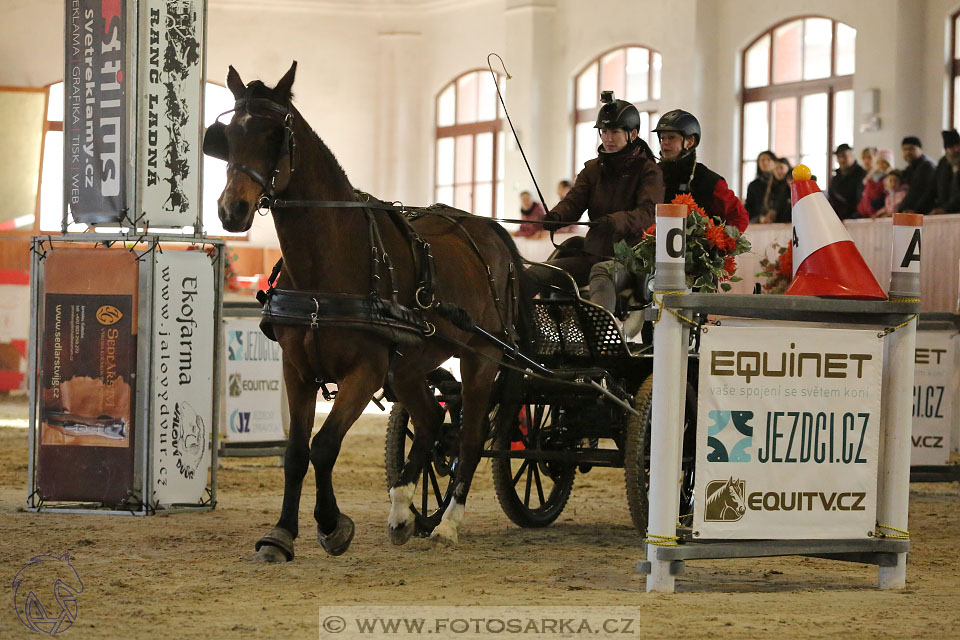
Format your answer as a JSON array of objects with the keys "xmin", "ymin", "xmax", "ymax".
[{"xmin": 0, "ymin": 394, "xmax": 958, "ymax": 639}]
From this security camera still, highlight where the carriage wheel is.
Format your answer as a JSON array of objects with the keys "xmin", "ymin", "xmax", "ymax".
[
  {"xmin": 491, "ymin": 401, "xmax": 576, "ymax": 528},
  {"xmin": 624, "ymin": 375, "xmax": 697, "ymax": 535},
  {"xmin": 384, "ymin": 368, "xmax": 461, "ymax": 536}
]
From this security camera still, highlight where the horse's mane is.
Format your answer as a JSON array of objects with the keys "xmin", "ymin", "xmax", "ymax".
[{"xmin": 245, "ymin": 80, "xmax": 354, "ymax": 194}]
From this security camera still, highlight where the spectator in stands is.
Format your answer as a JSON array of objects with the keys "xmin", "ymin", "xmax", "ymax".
[
  {"xmin": 557, "ymin": 180, "xmax": 572, "ymax": 201},
  {"xmin": 512, "ymin": 190, "xmax": 546, "ymax": 238},
  {"xmin": 827, "ymin": 144, "xmax": 866, "ymax": 219},
  {"xmin": 875, "ymin": 169, "xmax": 907, "ymax": 217},
  {"xmin": 768, "ymin": 157, "xmax": 792, "ymax": 223},
  {"xmin": 744, "ymin": 150, "xmax": 779, "ymax": 223},
  {"xmin": 931, "ymin": 129, "xmax": 960, "ymax": 215},
  {"xmin": 857, "ymin": 147, "xmax": 892, "ymax": 218},
  {"xmin": 899, "ymin": 136, "xmax": 937, "ymax": 214}
]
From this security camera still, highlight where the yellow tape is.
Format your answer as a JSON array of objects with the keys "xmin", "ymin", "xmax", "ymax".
[
  {"xmin": 653, "ymin": 291, "xmax": 698, "ymax": 327},
  {"xmin": 876, "ymin": 522, "xmax": 909, "ymax": 540},
  {"xmin": 645, "ymin": 533, "xmax": 679, "ymax": 547}
]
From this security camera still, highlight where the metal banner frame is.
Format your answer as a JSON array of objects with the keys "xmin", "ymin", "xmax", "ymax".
[
  {"xmin": 26, "ymin": 234, "xmax": 223, "ymax": 516},
  {"xmin": 641, "ymin": 210, "xmax": 923, "ymax": 593}
]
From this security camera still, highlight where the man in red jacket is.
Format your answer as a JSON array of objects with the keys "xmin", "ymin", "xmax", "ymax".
[
  {"xmin": 653, "ymin": 109, "xmax": 748, "ymax": 232},
  {"xmin": 531, "ymin": 91, "xmax": 664, "ymax": 297}
]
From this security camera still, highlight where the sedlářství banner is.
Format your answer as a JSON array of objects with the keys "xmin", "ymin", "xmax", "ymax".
[{"xmin": 694, "ymin": 324, "xmax": 884, "ymax": 539}]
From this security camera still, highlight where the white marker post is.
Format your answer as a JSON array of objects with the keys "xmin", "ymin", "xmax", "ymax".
[
  {"xmin": 646, "ymin": 203, "xmax": 689, "ymax": 593},
  {"xmin": 877, "ymin": 212, "xmax": 922, "ymax": 589}
]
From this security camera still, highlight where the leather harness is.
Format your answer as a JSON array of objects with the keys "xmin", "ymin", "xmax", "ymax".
[{"xmin": 205, "ymin": 92, "xmax": 518, "ymax": 371}]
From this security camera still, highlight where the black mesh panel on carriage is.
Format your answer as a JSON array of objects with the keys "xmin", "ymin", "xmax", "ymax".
[
  {"xmin": 531, "ymin": 300, "xmax": 589, "ymax": 360},
  {"xmin": 574, "ymin": 301, "xmax": 632, "ymax": 359},
  {"xmin": 530, "ymin": 298, "xmax": 632, "ymax": 363}
]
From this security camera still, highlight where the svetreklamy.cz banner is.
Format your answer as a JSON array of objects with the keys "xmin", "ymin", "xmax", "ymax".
[
  {"xmin": 693, "ymin": 323, "xmax": 884, "ymax": 540},
  {"xmin": 64, "ymin": 0, "xmax": 129, "ymax": 225}
]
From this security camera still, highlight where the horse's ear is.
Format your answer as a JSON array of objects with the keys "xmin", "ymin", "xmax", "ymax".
[
  {"xmin": 226, "ymin": 65, "xmax": 245, "ymax": 99},
  {"xmin": 273, "ymin": 61, "xmax": 297, "ymax": 103}
]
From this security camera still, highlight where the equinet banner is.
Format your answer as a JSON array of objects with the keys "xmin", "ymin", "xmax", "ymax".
[{"xmin": 693, "ymin": 323, "xmax": 884, "ymax": 539}]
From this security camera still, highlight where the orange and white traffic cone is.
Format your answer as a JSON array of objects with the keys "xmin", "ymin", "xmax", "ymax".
[{"xmin": 784, "ymin": 165, "xmax": 887, "ymax": 300}]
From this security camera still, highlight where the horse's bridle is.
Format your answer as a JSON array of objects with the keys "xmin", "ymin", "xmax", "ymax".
[{"xmin": 211, "ymin": 96, "xmax": 297, "ymax": 210}]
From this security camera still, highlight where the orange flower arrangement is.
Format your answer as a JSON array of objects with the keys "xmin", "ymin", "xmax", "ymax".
[
  {"xmin": 756, "ymin": 241, "xmax": 793, "ymax": 294},
  {"xmin": 614, "ymin": 194, "xmax": 751, "ymax": 293}
]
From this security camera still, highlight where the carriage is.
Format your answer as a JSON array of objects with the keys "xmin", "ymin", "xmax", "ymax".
[{"xmin": 384, "ymin": 280, "xmax": 699, "ymax": 536}]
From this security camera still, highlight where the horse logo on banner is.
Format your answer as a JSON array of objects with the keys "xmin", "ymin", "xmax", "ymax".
[
  {"xmin": 704, "ymin": 478, "xmax": 747, "ymax": 522},
  {"xmin": 12, "ymin": 552, "xmax": 84, "ymax": 635}
]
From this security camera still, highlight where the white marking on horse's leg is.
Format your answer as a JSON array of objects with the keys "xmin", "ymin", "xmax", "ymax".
[
  {"xmin": 388, "ymin": 483, "xmax": 415, "ymax": 530},
  {"xmin": 430, "ymin": 499, "xmax": 464, "ymax": 545}
]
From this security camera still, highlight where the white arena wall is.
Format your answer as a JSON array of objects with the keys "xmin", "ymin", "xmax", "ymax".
[{"xmin": 1, "ymin": 0, "xmax": 959, "ymax": 280}]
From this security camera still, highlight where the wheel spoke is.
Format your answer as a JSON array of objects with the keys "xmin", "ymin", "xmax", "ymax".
[
  {"xmin": 511, "ymin": 460, "xmax": 529, "ymax": 487},
  {"xmin": 427, "ymin": 464, "xmax": 444, "ymax": 504},
  {"xmin": 532, "ymin": 464, "xmax": 546, "ymax": 506},
  {"xmin": 523, "ymin": 463, "xmax": 534, "ymax": 507},
  {"xmin": 421, "ymin": 466, "xmax": 429, "ymax": 514}
]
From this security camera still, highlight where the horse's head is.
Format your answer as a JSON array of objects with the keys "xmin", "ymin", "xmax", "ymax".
[{"xmin": 207, "ymin": 62, "xmax": 298, "ymax": 232}]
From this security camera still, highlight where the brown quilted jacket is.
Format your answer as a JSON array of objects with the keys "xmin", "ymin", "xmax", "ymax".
[{"xmin": 549, "ymin": 142, "xmax": 664, "ymax": 257}]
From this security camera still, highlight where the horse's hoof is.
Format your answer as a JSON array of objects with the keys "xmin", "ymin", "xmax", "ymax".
[
  {"xmin": 254, "ymin": 527, "xmax": 295, "ymax": 562},
  {"xmin": 318, "ymin": 513, "xmax": 355, "ymax": 556},
  {"xmin": 254, "ymin": 545, "xmax": 289, "ymax": 563},
  {"xmin": 388, "ymin": 518, "xmax": 416, "ymax": 546},
  {"xmin": 429, "ymin": 521, "xmax": 458, "ymax": 546}
]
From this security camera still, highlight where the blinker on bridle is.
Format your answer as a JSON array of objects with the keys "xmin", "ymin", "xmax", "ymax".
[{"xmin": 203, "ymin": 96, "xmax": 297, "ymax": 211}]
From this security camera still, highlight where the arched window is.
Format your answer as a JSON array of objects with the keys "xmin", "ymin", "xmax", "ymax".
[
  {"xmin": 434, "ymin": 70, "xmax": 504, "ymax": 218},
  {"xmin": 950, "ymin": 10, "xmax": 960, "ymax": 128},
  {"xmin": 740, "ymin": 17, "xmax": 856, "ymax": 194},
  {"xmin": 572, "ymin": 45, "xmax": 661, "ymax": 177}
]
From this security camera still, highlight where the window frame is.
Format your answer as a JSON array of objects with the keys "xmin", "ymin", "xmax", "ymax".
[
  {"xmin": 739, "ymin": 16, "xmax": 855, "ymax": 195},
  {"xmin": 0, "ymin": 84, "xmax": 54, "ymax": 236},
  {"xmin": 571, "ymin": 44, "xmax": 662, "ymax": 178},
  {"xmin": 433, "ymin": 68, "xmax": 504, "ymax": 218},
  {"xmin": 950, "ymin": 9, "xmax": 960, "ymax": 129}
]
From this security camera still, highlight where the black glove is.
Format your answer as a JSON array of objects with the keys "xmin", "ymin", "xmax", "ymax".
[
  {"xmin": 541, "ymin": 212, "xmax": 565, "ymax": 230},
  {"xmin": 593, "ymin": 216, "xmax": 615, "ymax": 234}
]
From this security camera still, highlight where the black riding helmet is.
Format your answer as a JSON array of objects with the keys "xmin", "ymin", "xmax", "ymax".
[
  {"xmin": 594, "ymin": 90, "xmax": 641, "ymax": 133},
  {"xmin": 652, "ymin": 109, "xmax": 702, "ymax": 148}
]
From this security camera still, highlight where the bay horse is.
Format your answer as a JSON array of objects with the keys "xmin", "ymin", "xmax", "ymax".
[{"xmin": 211, "ymin": 62, "xmax": 529, "ymax": 561}]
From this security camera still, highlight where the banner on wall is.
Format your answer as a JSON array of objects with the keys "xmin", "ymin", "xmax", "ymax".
[
  {"xmin": 223, "ymin": 318, "xmax": 286, "ymax": 443},
  {"xmin": 64, "ymin": 0, "xmax": 130, "ymax": 225},
  {"xmin": 693, "ymin": 324, "xmax": 884, "ymax": 540},
  {"xmin": 150, "ymin": 250, "xmax": 215, "ymax": 506},
  {"xmin": 910, "ymin": 331, "xmax": 956, "ymax": 465},
  {"xmin": 36, "ymin": 249, "xmax": 139, "ymax": 503},
  {"xmin": 137, "ymin": 0, "xmax": 205, "ymax": 227}
]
